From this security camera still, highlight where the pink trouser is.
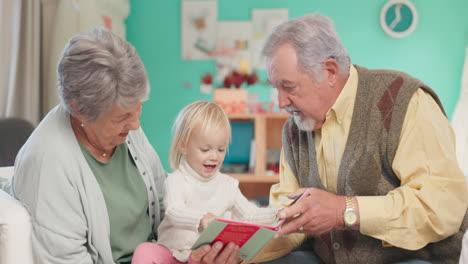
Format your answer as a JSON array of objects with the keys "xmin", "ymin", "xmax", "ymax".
[{"xmin": 131, "ymin": 242, "xmax": 198, "ymax": 264}]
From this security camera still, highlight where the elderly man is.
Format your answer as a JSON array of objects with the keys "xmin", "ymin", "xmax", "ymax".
[{"xmin": 259, "ymin": 13, "xmax": 467, "ymax": 264}]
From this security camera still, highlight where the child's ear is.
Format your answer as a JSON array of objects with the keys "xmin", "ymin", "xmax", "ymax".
[{"xmin": 178, "ymin": 143, "xmax": 187, "ymax": 155}]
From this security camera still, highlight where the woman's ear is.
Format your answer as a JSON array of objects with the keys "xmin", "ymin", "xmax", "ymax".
[
  {"xmin": 69, "ymin": 103, "xmax": 87, "ymax": 124},
  {"xmin": 69, "ymin": 103, "xmax": 81, "ymax": 118},
  {"xmin": 69, "ymin": 102, "xmax": 78, "ymax": 114}
]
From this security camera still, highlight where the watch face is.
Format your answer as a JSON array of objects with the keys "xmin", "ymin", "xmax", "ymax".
[
  {"xmin": 380, "ymin": 0, "xmax": 418, "ymax": 38},
  {"xmin": 344, "ymin": 210, "xmax": 357, "ymax": 225}
]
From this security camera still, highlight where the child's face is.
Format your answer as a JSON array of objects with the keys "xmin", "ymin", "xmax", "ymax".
[{"xmin": 183, "ymin": 124, "xmax": 229, "ymax": 178}]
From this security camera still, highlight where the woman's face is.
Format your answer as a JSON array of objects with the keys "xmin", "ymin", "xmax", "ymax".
[{"xmin": 82, "ymin": 102, "xmax": 142, "ymax": 150}]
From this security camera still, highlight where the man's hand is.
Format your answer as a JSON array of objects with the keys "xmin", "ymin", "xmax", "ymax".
[
  {"xmin": 199, "ymin": 212, "xmax": 216, "ymax": 232},
  {"xmin": 275, "ymin": 188, "xmax": 346, "ymax": 237},
  {"xmin": 285, "ymin": 188, "xmax": 309, "ymax": 200},
  {"xmin": 190, "ymin": 242, "xmax": 241, "ymax": 264}
]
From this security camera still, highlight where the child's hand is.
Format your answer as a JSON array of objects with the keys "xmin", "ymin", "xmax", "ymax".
[{"xmin": 199, "ymin": 212, "xmax": 216, "ymax": 232}]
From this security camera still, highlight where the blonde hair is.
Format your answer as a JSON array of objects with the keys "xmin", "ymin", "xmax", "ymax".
[{"xmin": 170, "ymin": 101, "xmax": 231, "ymax": 170}]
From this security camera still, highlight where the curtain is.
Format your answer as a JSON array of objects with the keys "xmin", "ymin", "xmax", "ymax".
[
  {"xmin": 452, "ymin": 47, "xmax": 468, "ymax": 177},
  {"xmin": 41, "ymin": 0, "xmax": 59, "ymax": 119},
  {"xmin": 0, "ymin": 0, "xmax": 41, "ymax": 125},
  {"xmin": 43, "ymin": 0, "xmax": 130, "ymax": 114},
  {"xmin": 0, "ymin": 0, "xmax": 129, "ymax": 125}
]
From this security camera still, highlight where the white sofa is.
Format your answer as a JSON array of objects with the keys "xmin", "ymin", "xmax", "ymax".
[
  {"xmin": 462, "ymin": 231, "xmax": 468, "ymax": 264},
  {"xmin": 0, "ymin": 166, "xmax": 34, "ymax": 264}
]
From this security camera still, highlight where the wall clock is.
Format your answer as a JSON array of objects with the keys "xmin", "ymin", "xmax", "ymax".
[{"xmin": 380, "ymin": 0, "xmax": 418, "ymax": 38}]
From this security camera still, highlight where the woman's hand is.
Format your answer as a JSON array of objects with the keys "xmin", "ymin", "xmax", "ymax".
[
  {"xmin": 199, "ymin": 212, "xmax": 216, "ymax": 232},
  {"xmin": 190, "ymin": 242, "xmax": 241, "ymax": 264}
]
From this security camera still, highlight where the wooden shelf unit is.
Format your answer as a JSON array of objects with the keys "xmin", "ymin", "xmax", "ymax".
[{"xmin": 227, "ymin": 113, "xmax": 289, "ymax": 200}]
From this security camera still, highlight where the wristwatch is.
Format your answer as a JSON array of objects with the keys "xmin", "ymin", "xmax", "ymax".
[{"xmin": 343, "ymin": 196, "xmax": 357, "ymax": 229}]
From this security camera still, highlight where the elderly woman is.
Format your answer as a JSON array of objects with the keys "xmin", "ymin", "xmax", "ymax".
[{"xmin": 12, "ymin": 28, "xmax": 238, "ymax": 264}]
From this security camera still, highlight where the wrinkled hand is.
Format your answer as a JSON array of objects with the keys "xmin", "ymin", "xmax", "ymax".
[
  {"xmin": 199, "ymin": 212, "xmax": 216, "ymax": 232},
  {"xmin": 190, "ymin": 241, "xmax": 241, "ymax": 264},
  {"xmin": 275, "ymin": 188, "xmax": 345, "ymax": 237},
  {"xmin": 286, "ymin": 188, "xmax": 309, "ymax": 201}
]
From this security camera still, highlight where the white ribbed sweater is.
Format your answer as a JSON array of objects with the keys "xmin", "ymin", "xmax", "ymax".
[{"xmin": 157, "ymin": 160, "xmax": 278, "ymax": 262}]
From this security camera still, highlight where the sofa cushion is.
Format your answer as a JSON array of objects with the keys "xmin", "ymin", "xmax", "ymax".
[
  {"xmin": 0, "ymin": 187, "xmax": 33, "ymax": 264},
  {"xmin": 461, "ymin": 231, "xmax": 468, "ymax": 263},
  {"xmin": 0, "ymin": 166, "xmax": 13, "ymax": 194}
]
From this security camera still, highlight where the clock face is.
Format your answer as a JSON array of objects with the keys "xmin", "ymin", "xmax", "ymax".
[{"xmin": 380, "ymin": 0, "xmax": 418, "ymax": 38}]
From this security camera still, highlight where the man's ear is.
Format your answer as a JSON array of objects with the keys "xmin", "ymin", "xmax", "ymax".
[{"xmin": 323, "ymin": 58, "xmax": 339, "ymax": 86}]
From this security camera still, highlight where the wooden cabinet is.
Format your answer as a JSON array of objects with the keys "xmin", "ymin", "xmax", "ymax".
[{"xmin": 227, "ymin": 113, "xmax": 289, "ymax": 200}]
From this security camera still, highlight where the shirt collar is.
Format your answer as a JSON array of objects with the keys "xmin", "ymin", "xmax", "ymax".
[{"xmin": 327, "ymin": 65, "xmax": 358, "ymax": 125}]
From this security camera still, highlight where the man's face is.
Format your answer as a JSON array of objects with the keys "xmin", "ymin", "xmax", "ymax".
[{"xmin": 267, "ymin": 43, "xmax": 336, "ymax": 131}]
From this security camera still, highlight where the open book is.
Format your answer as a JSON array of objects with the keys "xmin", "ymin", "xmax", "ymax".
[{"xmin": 191, "ymin": 188, "xmax": 312, "ymax": 261}]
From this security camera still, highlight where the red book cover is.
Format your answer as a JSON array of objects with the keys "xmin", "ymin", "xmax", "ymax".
[{"xmin": 191, "ymin": 188, "xmax": 312, "ymax": 261}]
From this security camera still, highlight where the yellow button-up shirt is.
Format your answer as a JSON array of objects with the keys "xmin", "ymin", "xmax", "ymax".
[{"xmin": 270, "ymin": 65, "xmax": 467, "ymax": 250}]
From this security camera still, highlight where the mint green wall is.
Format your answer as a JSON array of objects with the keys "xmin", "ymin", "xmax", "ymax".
[{"xmin": 126, "ymin": 0, "xmax": 468, "ymax": 170}]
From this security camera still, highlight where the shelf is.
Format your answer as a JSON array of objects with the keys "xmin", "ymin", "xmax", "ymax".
[
  {"xmin": 230, "ymin": 173, "xmax": 279, "ymax": 183},
  {"xmin": 228, "ymin": 112, "xmax": 289, "ymax": 120},
  {"xmin": 226, "ymin": 112, "xmax": 288, "ymax": 200}
]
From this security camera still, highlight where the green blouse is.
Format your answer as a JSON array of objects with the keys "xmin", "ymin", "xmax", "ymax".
[{"xmin": 79, "ymin": 142, "xmax": 152, "ymax": 263}]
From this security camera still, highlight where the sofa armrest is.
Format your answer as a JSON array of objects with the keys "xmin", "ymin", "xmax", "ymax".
[
  {"xmin": 0, "ymin": 166, "xmax": 14, "ymax": 194},
  {"xmin": 0, "ymin": 189, "xmax": 33, "ymax": 264},
  {"xmin": 461, "ymin": 231, "xmax": 468, "ymax": 264}
]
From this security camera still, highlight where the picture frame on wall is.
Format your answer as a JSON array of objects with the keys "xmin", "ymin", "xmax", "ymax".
[
  {"xmin": 181, "ymin": 0, "xmax": 217, "ymax": 60},
  {"xmin": 251, "ymin": 9, "xmax": 289, "ymax": 70},
  {"xmin": 213, "ymin": 21, "xmax": 252, "ymax": 80}
]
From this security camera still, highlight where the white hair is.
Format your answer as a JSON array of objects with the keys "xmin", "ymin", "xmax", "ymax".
[
  {"xmin": 285, "ymin": 106, "xmax": 316, "ymax": 131},
  {"xmin": 58, "ymin": 28, "xmax": 149, "ymax": 121},
  {"xmin": 262, "ymin": 13, "xmax": 351, "ymax": 81}
]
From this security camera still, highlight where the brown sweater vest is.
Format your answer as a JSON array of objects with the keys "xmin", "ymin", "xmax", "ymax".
[{"xmin": 282, "ymin": 65, "xmax": 467, "ymax": 264}]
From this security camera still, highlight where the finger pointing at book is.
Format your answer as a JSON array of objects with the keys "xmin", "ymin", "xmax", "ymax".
[{"xmin": 285, "ymin": 188, "xmax": 309, "ymax": 199}]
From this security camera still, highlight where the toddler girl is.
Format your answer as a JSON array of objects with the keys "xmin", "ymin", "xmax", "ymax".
[{"xmin": 132, "ymin": 101, "xmax": 278, "ymax": 264}]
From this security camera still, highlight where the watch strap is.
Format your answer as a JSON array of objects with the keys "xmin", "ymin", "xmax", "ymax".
[
  {"xmin": 344, "ymin": 196, "xmax": 356, "ymax": 229},
  {"xmin": 345, "ymin": 196, "xmax": 355, "ymax": 210}
]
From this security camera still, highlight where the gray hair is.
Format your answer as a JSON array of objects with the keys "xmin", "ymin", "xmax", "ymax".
[
  {"xmin": 262, "ymin": 13, "xmax": 350, "ymax": 81},
  {"xmin": 58, "ymin": 28, "xmax": 149, "ymax": 121}
]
